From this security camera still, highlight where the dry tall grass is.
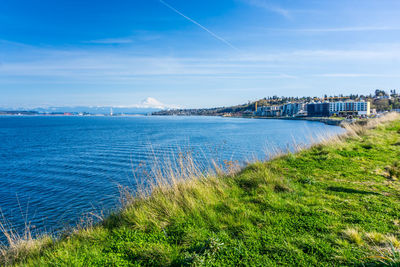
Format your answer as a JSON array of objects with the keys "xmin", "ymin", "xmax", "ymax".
[
  {"xmin": 342, "ymin": 112, "xmax": 400, "ymax": 136},
  {"xmin": 0, "ymin": 217, "xmax": 52, "ymax": 266},
  {"xmin": 315, "ymin": 112, "xmax": 400, "ymax": 147},
  {"xmin": 116, "ymin": 149, "xmax": 231, "ymax": 231}
]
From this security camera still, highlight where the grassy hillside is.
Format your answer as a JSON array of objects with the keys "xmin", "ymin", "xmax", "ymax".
[{"xmin": 2, "ymin": 114, "xmax": 400, "ymax": 266}]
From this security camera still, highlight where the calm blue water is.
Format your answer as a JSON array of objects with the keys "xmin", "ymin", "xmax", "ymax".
[{"xmin": 0, "ymin": 116, "xmax": 344, "ymax": 240}]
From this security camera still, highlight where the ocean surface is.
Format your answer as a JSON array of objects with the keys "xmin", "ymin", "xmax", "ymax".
[{"xmin": 0, "ymin": 116, "xmax": 344, "ymax": 240}]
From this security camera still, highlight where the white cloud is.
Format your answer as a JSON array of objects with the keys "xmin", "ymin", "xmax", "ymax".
[
  {"xmin": 287, "ymin": 26, "xmax": 400, "ymax": 33},
  {"xmin": 1, "ymin": 43, "xmax": 400, "ymax": 86},
  {"xmin": 83, "ymin": 38, "xmax": 133, "ymax": 44},
  {"xmin": 316, "ymin": 73, "xmax": 400, "ymax": 78},
  {"xmin": 240, "ymin": 0, "xmax": 291, "ymax": 19}
]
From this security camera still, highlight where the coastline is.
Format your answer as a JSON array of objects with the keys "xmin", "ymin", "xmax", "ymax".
[
  {"xmin": 0, "ymin": 113, "xmax": 373, "ymax": 128},
  {"xmin": 0, "ymin": 113, "xmax": 346, "ymax": 126},
  {"xmin": 249, "ymin": 116, "xmax": 346, "ymax": 126}
]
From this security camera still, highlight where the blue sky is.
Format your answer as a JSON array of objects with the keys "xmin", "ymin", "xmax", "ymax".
[{"xmin": 1, "ymin": 0, "xmax": 400, "ymax": 108}]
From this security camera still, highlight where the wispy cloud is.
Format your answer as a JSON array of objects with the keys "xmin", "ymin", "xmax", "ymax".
[
  {"xmin": 241, "ymin": 0, "xmax": 291, "ymax": 19},
  {"xmin": 316, "ymin": 73, "xmax": 400, "ymax": 78},
  {"xmin": 0, "ymin": 39, "xmax": 34, "ymax": 48},
  {"xmin": 159, "ymin": 0, "xmax": 239, "ymax": 50},
  {"xmin": 289, "ymin": 26, "xmax": 400, "ymax": 33},
  {"xmin": 2, "ymin": 42, "xmax": 400, "ymax": 86},
  {"xmin": 83, "ymin": 38, "xmax": 133, "ymax": 44},
  {"xmin": 83, "ymin": 32, "xmax": 162, "ymax": 45}
]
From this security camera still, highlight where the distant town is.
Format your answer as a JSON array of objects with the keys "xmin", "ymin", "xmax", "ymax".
[
  {"xmin": 1, "ymin": 90, "xmax": 400, "ymax": 119},
  {"xmin": 154, "ymin": 89, "xmax": 400, "ymax": 119}
]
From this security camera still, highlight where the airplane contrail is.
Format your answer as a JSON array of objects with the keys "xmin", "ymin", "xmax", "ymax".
[{"xmin": 159, "ymin": 0, "xmax": 239, "ymax": 51}]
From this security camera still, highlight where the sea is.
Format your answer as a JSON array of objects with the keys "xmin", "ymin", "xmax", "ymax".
[{"xmin": 0, "ymin": 115, "xmax": 344, "ymax": 241}]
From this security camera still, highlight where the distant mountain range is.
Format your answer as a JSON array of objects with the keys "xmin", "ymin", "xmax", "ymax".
[
  {"xmin": 1, "ymin": 97, "xmax": 180, "ymax": 115},
  {"xmin": 31, "ymin": 106, "xmax": 161, "ymax": 115}
]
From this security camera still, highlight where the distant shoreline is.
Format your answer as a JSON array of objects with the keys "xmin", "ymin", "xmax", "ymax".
[
  {"xmin": 251, "ymin": 116, "xmax": 346, "ymax": 126},
  {"xmin": 0, "ymin": 113, "xmax": 346, "ymax": 126},
  {"xmin": 152, "ymin": 113, "xmax": 347, "ymax": 126}
]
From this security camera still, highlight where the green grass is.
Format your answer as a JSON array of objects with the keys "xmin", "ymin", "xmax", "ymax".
[{"xmin": 3, "ymin": 115, "xmax": 400, "ymax": 266}]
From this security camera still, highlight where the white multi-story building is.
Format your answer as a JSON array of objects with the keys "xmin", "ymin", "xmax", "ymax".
[{"xmin": 328, "ymin": 101, "xmax": 370, "ymax": 116}]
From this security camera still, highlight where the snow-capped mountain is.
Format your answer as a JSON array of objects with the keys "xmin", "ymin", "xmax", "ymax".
[{"xmin": 20, "ymin": 97, "xmax": 179, "ymax": 114}]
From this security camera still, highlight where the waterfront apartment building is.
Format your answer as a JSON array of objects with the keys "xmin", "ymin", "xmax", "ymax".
[
  {"xmin": 306, "ymin": 102, "xmax": 330, "ymax": 117},
  {"xmin": 329, "ymin": 101, "xmax": 370, "ymax": 116},
  {"xmin": 307, "ymin": 101, "xmax": 370, "ymax": 117},
  {"xmin": 256, "ymin": 106, "xmax": 281, "ymax": 117},
  {"xmin": 281, "ymin": 103, "xmax": 306, "ymax": 117},
  {"xmin": 256, "ymin": 103, "xmax": 306, "ymax": 117}
]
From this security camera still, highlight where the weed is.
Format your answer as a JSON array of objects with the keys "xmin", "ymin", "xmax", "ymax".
[
  {"xmin": 368, "ymin": 242, "xmax": 400, "ymax": 265},
  {"xmin": 343, "ymin": 228, "xmax": 363, "ymax": 246},
  {"xmin": 298, "ymin": 177, "xmax": 316, "ymax": 185},
  {"xmin": 365, "ymin": 232, "xmax": 386, "ymax": 245}
]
